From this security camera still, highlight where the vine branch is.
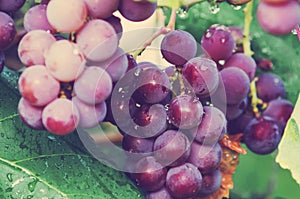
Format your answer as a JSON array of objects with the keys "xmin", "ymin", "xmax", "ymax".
[{"xmin": 243, "ymin": 1, "xmax": 254, "ymax": 56}]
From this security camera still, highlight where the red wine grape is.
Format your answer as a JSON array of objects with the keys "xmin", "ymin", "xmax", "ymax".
[{"xmin": 0, "ymin": 12, "xmax": 16, "ymax": 50}]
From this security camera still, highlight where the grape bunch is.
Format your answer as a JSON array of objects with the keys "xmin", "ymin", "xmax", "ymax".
[{"xmin": 9, "ymin": 0, "xmax": 298, "ymax": 198}]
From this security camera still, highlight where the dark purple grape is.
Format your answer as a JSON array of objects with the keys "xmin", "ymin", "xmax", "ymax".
[
  {"xmin": 126, "ymin": 54, "xmax": 137, "ymax": 72},
  {"xmin": 226, "ymin": 97, "xmax": 248, "ymax": 121},
  {"xmin": 256, "ymin": 73, "xmax": 286, "ymax": 102},
  {"xmin": 153, "ymin": 130, "xmax": 190, "ymax": 167},
  {"xmin": 118, "ymin": 0, "xmax": 157, "ymax": 22},
  {"xmin": 227, "ymin": 112, "xmax": 253, "ymax": 135},
  {"xmin": 220, "ymin": 67, "xmax": 250, "ymax": 105},
  {"xmin": 199, "ymin": 169, "xmax": 222, "ymax": 196},
  {"xmin": 182, "ymin": 57, "xmax": 219, "ymax": 97},
  {"xmin": 161, "ymin": 30, "xmax": 197, "ymax": 65},
  {"xmin": 193, "ymin": 106, "xmax": 226, "ymax": 145},
  {"xmin": 256, "ymin": 58, "xmax": 273, "ymax": 71},
  {"xmin": 244, "ymin": 116, "xmax": 281, "ymax": 155},
  {"xmin": 188, "ymin": 142, "xmax": 222, "ymax": 174},
  {"xmin": 105, "ymin": 15, "xmax": 123, "ymax": 39},
  {"xmin": 135, "ymin": 65, "xmax": 171, "ymax": 104},
  {"xmin": 223, "ymin": 53, "xmax": 257, "ymax": 81},
  {"xmin": 122, "ymin": 134, "xmax": 154, "ymax": 154},
  {"xmin": 201, "ymin": 24, "xmax": 235, "ymax": 62},
  {"xmin": 0, "ymin": 12, "xmax": 16, "ymax": 50},
  {"xmin": 0, "ymin": 0, "xmax": 26, "ymax": 13},
  {"xmin": 0, "ymin": 50, "xmax": 4, "ymax": 73},
  {"xmin": 132, "ymin": 156, "xmax": 167, "ymax": 192},
  {"xmin": 168, "ymin": 94, "xmax": 204, "ymax": 129},
  {"xmin": 146, "ymin": 187, "xmax": 174, "ymax": 199},
  {"xmin": 166, "ymin": 163, "xmax": 202, "ymax": 198},
  {"xmin": 263, "ymin": 99, "xmax": 293, "ymax": 131},
  {"xmin": 40, "ymin": 0, "xmax": 51, "ymax": 4}
]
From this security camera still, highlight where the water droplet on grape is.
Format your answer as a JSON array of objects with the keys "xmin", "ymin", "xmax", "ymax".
[
  {"xmin": 134, "ymin": 68, "xmax": 141, "ymax": 76},
  {"xmin": 47, "ymin": 135, "xmax": 56, "ymax": 141}
]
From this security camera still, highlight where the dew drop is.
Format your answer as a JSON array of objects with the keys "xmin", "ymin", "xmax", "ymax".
[
  {"xmin": 209, "ymin": 3, "xmax": 220, "ymax": 14},
  {"xmin": 177, "ymin": 8, "xmax": 188, "ymax": 19},
  {"xmin": 47, "ymin": 135, "xmax": 56, "ymax": 141},
  {"xmin": 134, "ymin": 68, "xmax": 141, "ymax": 77},
  {"xmin": 26, "ymin": 195, "xmax": 34, "ymax": 199},
  {"xmin": 6, "ymin": 173, "xmax": 13, "ymax": 182},
  {"xmin": 205, "ymin": 31, "xmax": 212, "ymax": 39},
  {"xmin": 28, "ymin": 178, "xmax": 38, "ymax": 192},
  {"xmin": 291, "ymin": 28, "xmax": 298, "ymax": 35},
  {"xmin": 231, "ymin": 5, "xmax": 242, "ymax": 10}
]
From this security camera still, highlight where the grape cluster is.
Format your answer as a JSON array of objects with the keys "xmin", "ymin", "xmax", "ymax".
[
  {"xmin": 16, "ymin": 0, "xmax": 158, "ymax": 135},
  {"xmin": 12, "ymin": 0, "xmax": 297, "ymax": 198}
]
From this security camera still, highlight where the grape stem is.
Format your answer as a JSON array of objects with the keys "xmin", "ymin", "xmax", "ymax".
[
  {"xmin": 242, "ymin": 1, "xmax": 254, "ymax": 56},
  {"xmin": 131, "ymin": 8, "xmax": 177, "ymax": 59},
  {"xmin": 249, "ymin": 77, "xmax": 267, "ymax": 118}
]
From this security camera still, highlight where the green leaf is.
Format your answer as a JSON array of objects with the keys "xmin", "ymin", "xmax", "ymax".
[
  {"xmin": 0, "ymin": 78, "xmax": 143, "ymax": 198},
  {"xmin": 276, "ymin": 94, "xmax": 300, "ymax": 186}
]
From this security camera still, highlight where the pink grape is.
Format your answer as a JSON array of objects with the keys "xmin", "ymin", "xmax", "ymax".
[
  {"xmin": 76, "ymin": 19, "xmax": 118, "ymax": 62},
  {"xmin": 45, "ymin": 40, "xmax": 85, "ymax": 82},
  {"xmin": 74, "ymin": 66, "xmax": 113, "ymax": 105},
  {"xmin": 18, "ymin": 30, "xmax": 56, "ymax": 66},
  {"xmin": 46, "ymin": 0, "xmax": 87, "ymax": 33},
  {"xmin": 18, "ymin": 65, "xmax": 60, "ymax": 106},
  {"xmin": 0, "ymin": 12, "xmax": 16, "ymax": 50},
  {"xmin": 18, "ymin": 98, "xmax": 44, "ymax": 130},
  {"xmin": 23, "ymin": 4, "xmax": 55, "ymax": 34},
  {"xmin": 257, "ymin": 1, "xmax": 300, "ymax": 35},
  {"xmin": 42, "ymin": 98, "xmax": 80, "ymax": 135},
  {"xmin": 84, "ymin": 0, "xmax": 119, "ymax": 19},
  {"xmin": 94, "ymin": 47, "xmax": 128, "ymax": 82},
  {"xmin": 72, "ymin": 97, "xmax": 107, "ymax": 129}
]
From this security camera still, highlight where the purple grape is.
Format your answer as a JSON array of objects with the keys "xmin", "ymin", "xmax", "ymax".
[
  {"xmin": 188, "ymin": 142, "xmax": 222, "ymax": 174},
  {"xmin": 256, "ymin": 73, "xmax": 286, "ymax": 102},
  {"xmin": 0, "ymin": 50, "xmax": 4, "ymax": 73},
  {"xmin": 220, "ymin": 67, "xmax": 250, "ymax": 105},
  {"xmin": 193, "ymin": 106, "xmax": 227, "ymax": 145},
  {"xmin": 168, "ymin": 94, "xmax": 204, "ymax": 129},
  {"xmin": 135, "ymin": 65, "xmax": 171, "ymax": 104},
  {"xmin": 0, "ymin": 12, "xmax": 16, "ymax": 50},
  {"xmin": 201, "ymin": 24, "xmax": 235, "ymax": 62},
  {"xmin": 23, "ymin": 4, "xmax": 55, "ymax": 34},
  {"xmin": 263, "ymin": 98, "xmax": 293, "ymax": 131},
  {"xmin": 153, "ymin": 130, "xmax": 190, "ymax": 167},
  {"xmin": 257, "ymin": 1, "xmax": 300, "ymax": 35},
  {"xmin": 40, "ymin": 0, "xmax": 51, "ymax": 4},
  {"xmin": 132, "ymin": 156, "xmax": 167, "ymax": 192},
  {"xmin": 104, "ymin": 15, "xmax": 123, "ymax": 40},
  {"xmin": 227, "ymin": 112, "xmax": 253, "ymax": 135},
  {"xmin": 166, "ymin": 163, "xmax": 202, "ymax": 198},
  {"xmin": 226, "ymin": 97, "xmax": 248, "ymax": 121},
  {"xmin": 122, "ymin": 135, "xmax": 154, "ymax": 154},
  {"xmin": 182, "ymin": 57, "xmax": 219, "ymax": 97},
  {"xmin": 199, "ymin": 169, "xmax": 222, "ymax": 196},
  {"xmin": 0, "ymin": 0, "xmax": 25, "ymax": 13},
  {"xmin": 256, "ymin": 58, "xmax": 273, "ymax": 71},
  {"xmin": 126, "ymin": 54, "xmax": 137, "ymax": 72},
  {"xmin": 18, "ymin": 98, "xmax": 44, "ymax": 130},
  {"xmin": 161, "ymin": 30, "xmax": 197, "ymax": 65},
  {"xmin": 146, "ymin": 187, "xmax": 174, "ymax": 199},
  {"xmin": 223, "ymin": 53, "xmax": 257, "ymax": 81},
  {"xmin": 244, "ymin": 116, "xmax": 281, "ymax": 155},
  {"xmin": 118, "ymin": 0, "xmax": 157, "ymax": 22}
]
